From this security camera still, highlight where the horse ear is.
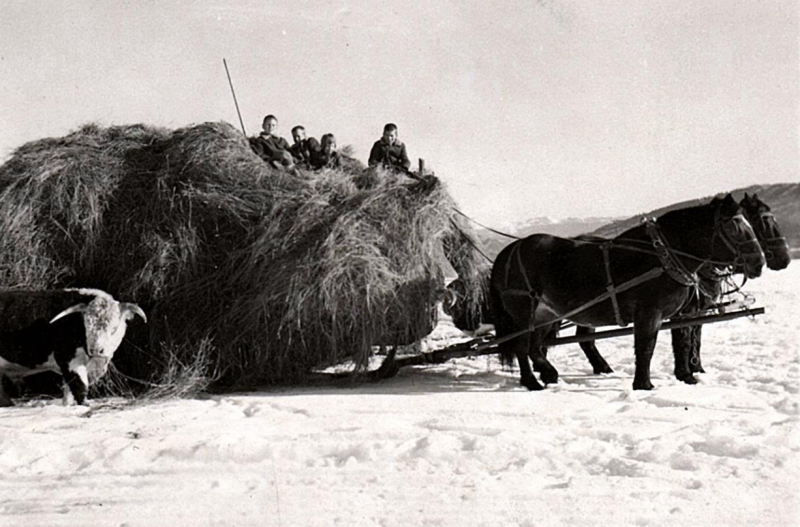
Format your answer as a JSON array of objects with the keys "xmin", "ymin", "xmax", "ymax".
[{"xmin": 743, "ymin": 192, "xmax": 750, "ymax": 200}]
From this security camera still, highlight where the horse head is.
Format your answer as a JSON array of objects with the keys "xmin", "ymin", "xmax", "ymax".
[
  {"xmin": 711, "ymin": 194, "xmax": 765, "ymax": 279},
  {"xmin": 740, "ymin": 193, "xmax": 791, "ymax": 271}
]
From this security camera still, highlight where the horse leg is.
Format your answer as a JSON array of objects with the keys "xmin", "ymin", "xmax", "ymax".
[
  {"xmin": 689, "ymin": 325, "xmax": 705, "ymax": 374},
  {"xmin": 532, "ymin": 325, "xmax": 557, "ymax": 372},
  {"xmin": 632, "ymin": 312, "xmax": 663, "ymax": 390},
  {"xmin": 0, "ymin": 376, "xmax": 14, "ymax": 407},
  {"xmin": 671, "ymin": 327, "xmax": 697, "ymax": 384},
  {"xmin": 497, "ymin": 293, "xmax": 543, "ymax": 391},
  {"xmin": 528, "ymin": 326, "xmax": 559, "ymax": 385},
  {"xmin": 513, "ymin": 331, "xmax": 543, "ymax": 391},
  {"xmin": 576, "ymin": 326, "xmax": 614, "ymax": 374}
]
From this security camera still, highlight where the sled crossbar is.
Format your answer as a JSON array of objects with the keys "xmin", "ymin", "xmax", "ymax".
[{"xmin": 393, "ymin": 307, "xmax": 764, "ymax": 368}]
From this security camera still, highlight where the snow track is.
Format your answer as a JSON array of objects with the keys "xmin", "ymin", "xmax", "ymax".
[{"xmin": 1, "ymin": 266, "xmax": 798, "ymax": 526}]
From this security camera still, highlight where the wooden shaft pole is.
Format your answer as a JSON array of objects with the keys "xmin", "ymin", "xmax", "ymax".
[
  {"xmin": 543, "ymin": 307, "xmax": 765, "ymax": 346},
  {"xmin": 392, "ymin": 307, "xmax": 765, "ymax": 368},
  {"xmin": 223, "ymin": 58, "xmax": 247, "ymax": 136}
]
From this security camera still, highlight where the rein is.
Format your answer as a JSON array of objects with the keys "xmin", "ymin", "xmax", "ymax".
[
  {"xmin": 448, "ymin": 217, "xmax": 493, "ymax": 263},
  {"xmin": 451, "ymin": 208, "xmax": 520, "ymax": 240}
]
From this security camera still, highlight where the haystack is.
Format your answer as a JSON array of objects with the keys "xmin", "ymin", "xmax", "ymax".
[{"xmin": 0, "ymin": 122, "xmax": 488, "ymax": 389}]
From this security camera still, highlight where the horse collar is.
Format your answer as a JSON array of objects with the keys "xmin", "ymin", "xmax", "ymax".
[{"xmin": 643, "ymin": 218, "xmax": 703, "ymax": 289}]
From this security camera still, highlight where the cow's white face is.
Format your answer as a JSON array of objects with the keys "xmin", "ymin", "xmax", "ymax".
[
  {"xmin": 83, "ymin": 297, "xmax": 129, "ymax": 359},
  {"xmin": 50, "ymin": 291, "xmax": 146, "ymax": 363}
]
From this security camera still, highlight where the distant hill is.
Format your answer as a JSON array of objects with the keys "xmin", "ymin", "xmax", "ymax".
[
  {"xmin": 589, "ymin": 183, "xmax": 800, "ymax": 258},
  {"xmin": 472, "ymin": 183, "xmax": 799, "ymax": 260}
]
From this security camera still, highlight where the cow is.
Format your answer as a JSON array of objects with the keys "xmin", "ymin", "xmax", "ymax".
[{"xmin": 0, "ymin": 288, "xmax": 146, "ymax": 407}]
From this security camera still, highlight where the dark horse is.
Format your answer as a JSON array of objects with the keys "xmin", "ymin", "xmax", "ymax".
[
  {"xmin": 572, "ymin": 193, "xmax": 791, "ymax": 384},
  {"xmin": 490, "ymin": 194, "xmax": 765, "ymax": 391}
]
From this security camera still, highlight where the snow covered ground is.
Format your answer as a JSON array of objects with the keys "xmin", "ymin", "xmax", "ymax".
[{"xmin": 1, "ymin": 265, "xmax": 798, "ymax": 527}]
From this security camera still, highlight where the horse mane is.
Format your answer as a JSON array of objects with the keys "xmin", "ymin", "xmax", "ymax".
[{"xmin": 656, "ymin": 201, "xmax": 718, "ymax": 230}]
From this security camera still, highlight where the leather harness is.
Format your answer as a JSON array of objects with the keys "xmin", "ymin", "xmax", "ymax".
[{"xmin": 498, "ymin": 212, "xmax": 758, "ymax": 333}]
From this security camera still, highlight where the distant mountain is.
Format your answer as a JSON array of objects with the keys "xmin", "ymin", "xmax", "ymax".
[
  {"xmin": 588, "ymin": 183, "xmax": 800, "ymax": 258},
  {"xmin": 471, "ymin": 183, "xmax": 800, "ymax": 260}
]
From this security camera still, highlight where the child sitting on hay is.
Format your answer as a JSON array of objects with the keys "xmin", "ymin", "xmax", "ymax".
[
  {"xmin": 290, "ymin": 125, "xmax": 321, "ymax": 169},
  {"xmin": 249, "ymin": 114, "xmax": 296, "ymax": 171},
  {"xmin": 368, "ymin": 123, "xmax": 411, "ymax": 172},
  {"xmin": 313, "ymin": 133, "xmax": 342, "ymax": 170}
]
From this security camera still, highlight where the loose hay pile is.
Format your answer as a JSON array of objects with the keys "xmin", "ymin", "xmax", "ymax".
[{"xmin": 0, "ymin": 122, "xmax": 488, "ymax": 390}]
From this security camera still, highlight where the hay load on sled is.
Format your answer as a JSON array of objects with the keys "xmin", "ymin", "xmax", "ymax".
[{"xmin": 0, "ymin": 121, "xmax": 489, "ymax": 390}]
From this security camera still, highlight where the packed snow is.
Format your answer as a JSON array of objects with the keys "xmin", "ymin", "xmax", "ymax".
[{"xmin": 1, "ymin": 265, "xmax": 798, "ymax": 527}]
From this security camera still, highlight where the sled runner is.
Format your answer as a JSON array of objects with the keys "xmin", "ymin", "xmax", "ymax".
[{"xmin": 392, "ymin": 304, "xmax": 764, "ymax": 369}]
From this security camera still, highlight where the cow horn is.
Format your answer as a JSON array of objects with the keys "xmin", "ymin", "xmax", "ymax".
[
  {"xmin": 121, "ymin": 302, "xmax": 147, "ymax": 323},
  {"xmin": 50, "ymin": 303, "xmax": 87, "ymax": 323}
]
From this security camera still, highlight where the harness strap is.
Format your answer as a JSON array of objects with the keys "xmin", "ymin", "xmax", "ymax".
[
  {"xmin": 502, "ymin": 241, "xmax": 517, "ymax": 290},
  {"xmin": 501, "ymin": 240, "xmax": 535, "ymax": 298},
  {"xmin": 643, "ymin": 218, "xmax": 699, "ymax": 288},
  {"xmin": 601, "ymin": 243, "xmax": 626, "ymax": 327},
  {"xmin": 488, "ymin": 267, "xmax": 665, "ymax": 350},
  {"xmin": 448, "ymin": 217, "xmax": 493, "ymax": 263},
  {"xmin": 452, "ymin": 208, "xmax": 520, "ymax": 240},
  {"xmin": 754, "ymin": 213, "xmax": 786, "ymax": 241},
  {"xmin": 503, "ymin": 239, "xmax": 538, "ymax": 332},
  {"xmin": 515, "ymin": 241, "xmax": 535, "ymax": 295}
]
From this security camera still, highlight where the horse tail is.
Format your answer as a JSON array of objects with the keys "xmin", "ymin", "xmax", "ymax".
[{"xmin": 489, "ymin": 240, "xmax": 520, "ymax": 369}]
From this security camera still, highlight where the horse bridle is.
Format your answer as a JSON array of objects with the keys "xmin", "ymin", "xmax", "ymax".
[
  {"xmin": 642, "ymin": 210, "xmax": 762, "ymax": 300},
  {"xmin": 748, "ymin": 211, "xmax": 788, "ymax": 260},
  {"xmin": 709, "ymin": 212, "xmax": 764, "ymax": 271}
]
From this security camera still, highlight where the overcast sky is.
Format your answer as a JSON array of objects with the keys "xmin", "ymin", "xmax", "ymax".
[{"xmin": 1, "ymin": 0, "xmax": 797, "ymax": 225}]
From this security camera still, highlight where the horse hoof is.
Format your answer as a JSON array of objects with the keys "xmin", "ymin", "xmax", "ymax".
[
  {"xmin": 540, "ymin": 370, "xmax": 559, "ymax": 385},
  {"xmin": 521, "ymin": 378, "xmax": 545, "ymax": 391},
  {"xmin": 633, "ymin": 380, "xmax": 654, "ymax": 391},
  {"xmin": 593, "ymin": 364, "xmax": 614, "ymax": 375},
  {"xmin": 679, "ymin": 375, "xmax": 698, "ymax": 385}
]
